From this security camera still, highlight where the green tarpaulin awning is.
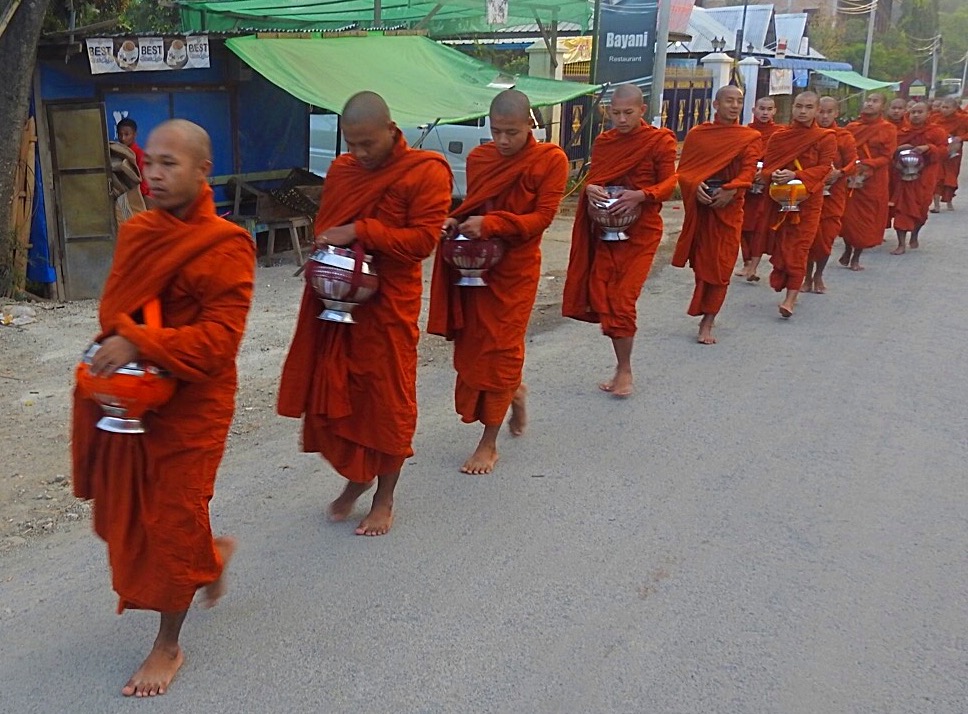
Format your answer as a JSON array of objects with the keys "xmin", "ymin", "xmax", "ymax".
[
  {"xmin": 182, "ymin": 0, "xmax": 593, "ymax": 34},
  {"xmin": 225, "ymin": 34, "xmax": 600, "ymax": 125},
  {"xmin": 816, "ymin": 70, "xmax": 899, "ymax": 92}
]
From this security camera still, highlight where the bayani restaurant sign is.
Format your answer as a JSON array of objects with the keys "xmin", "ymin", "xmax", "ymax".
[
  {"xmin": 86, "ymin": 36, "xmax": 211, "ymax": 74},
  {"xmin": 594, "ymin": 0, "xmax": 659, "ymax": 88}
]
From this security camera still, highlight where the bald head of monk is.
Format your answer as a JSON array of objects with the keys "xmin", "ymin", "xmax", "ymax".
[
  {"xmin": 817, "ymin": 96, "xmax": 841, "ymax": 129},
  {"xmin": 791, "ymin": 91, "xmax": 820, "ymax": 127},
  {"xmin": 908, "ymin": 101, "xmax": 929, "ymax": 126},
  {"xmin": 608, "ymin": 83, "xmax": 646, "ymax": 135},
  {"xmin": 861, "ymin": 92, "xmax": 886, "ymax": 117},
  {"xmin": 753, "ymin": 96, "xmax": 776, "ymax": 124},
  {"xmin": 341, "ymin": 91, "xmax": 398, "ymax": 170},
  {"xmin": 887, "ymin": 98, "xmax": 907, "ymax": 122},
  {"xmin": 144, "ymin": 119, "xmax": 213, "ymax": 219},
  {"xmin": 940, "ymin": 96, "xmax": 960, "ymax": 117},
  {"xmin": 489, "ymin": 89, "xmax": 534, "ymax": 157},
  {"xmin": 713, "ymin": 85, "xmax": 744, "ymax": 124}
]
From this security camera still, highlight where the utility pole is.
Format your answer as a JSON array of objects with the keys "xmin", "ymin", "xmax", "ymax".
[
  {"xmin": 651, "ymin": 0, "xmax": 671, "ymax": 127},
  {"xmin": 374, "ymin": 0, "xmax": 382, "ymax": 25},
  {"xmin": 735, "ymin": 0, "xmax": 750, "ymax": 60},
  {"xmin": 961, "ymin": 51, "xmax": 968, "ymax": 100},
  {"xmin": 928, "ymin": 35, "xmax": 940, "ymax": 100},
  {"xmin": 862, "ymin": 0, "xmax": 877, "ymax": 78}
]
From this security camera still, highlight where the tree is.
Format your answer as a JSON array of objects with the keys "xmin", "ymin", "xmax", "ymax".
[{"xmin": 0, "ymin": 0, "xmax": 51, "ymax": 297}]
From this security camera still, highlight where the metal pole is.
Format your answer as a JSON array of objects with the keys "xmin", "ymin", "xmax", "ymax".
[
  {"xmin": 735, "ymin": 0, "xmax": 749, "ymax": 60},
  {"xmin": 961, "ymin": 52, "xmax": 968, "ymax": 100},
  {"xmin": 862, "ymin": 0, "xmax": 877, "ymax": 78},
  {"xmin": 374, "ymin": 0, "xmax": 382, "ymax": 25},
  {"xmin": 651, "ymin": 0, "xmax": 671, "ymax": 126},
  {"xmin": 929, "ymin": 37, "xmax": 939, "ymax": 100}
]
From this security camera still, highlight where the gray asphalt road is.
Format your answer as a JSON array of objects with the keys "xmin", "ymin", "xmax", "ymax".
[{"xmin": 2, "ymin": 208, "xmax": 966, "ymax": 713}]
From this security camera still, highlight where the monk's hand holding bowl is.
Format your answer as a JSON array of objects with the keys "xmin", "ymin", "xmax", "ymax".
[
  {"xmin": 586, "ymin": 184, "xmax": 609, "ymax": 203},
  {"xmin": 442, "ymin": 217, "xmax": 460, "ymax": 236},
  {"xmin": 458, "ymin": 215, "xmax": 485, "ymax": 239},
  {"xmin": 696, "ymin": 183, "xmax": 716, "ymax": 205},
  {"xmin": 90, "ymin": 335, "xmax": 139, "ymax": 377},
  {"xmin": 772, "ymin": 169, "xmax": 797, "ymax": 185},
  {"xmin": 319, "ymin": 223, "xmax": 356, "ymax": 248},
  {"xmin": 708, "ymin": 187, "xmax": 737, "ymax": 209},
  {"xmin": 607, "ymin": 188, "xmax": 645, "ymax": 215}
]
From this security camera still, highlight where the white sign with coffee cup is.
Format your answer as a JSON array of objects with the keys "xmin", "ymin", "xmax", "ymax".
[{"xmin": 86, "ymin": 36, "xmax": 210, "ymax": 74}]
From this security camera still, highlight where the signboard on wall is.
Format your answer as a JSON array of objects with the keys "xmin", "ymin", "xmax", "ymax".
[
  {"xmin": 86, "ymin": 36, "xmax": 210, "ymax": 75},
  {"xmin": 594, "ymin": 0, "xmax": 659, "ymax": 91}
]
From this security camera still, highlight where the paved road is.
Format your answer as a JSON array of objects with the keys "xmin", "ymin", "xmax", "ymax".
[{"xmin": 2, "ymin": 208, "xmax": 966, "ymax": 713}]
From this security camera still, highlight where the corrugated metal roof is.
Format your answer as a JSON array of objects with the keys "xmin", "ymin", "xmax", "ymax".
[
  {"xmin": 704, "ymin": 4, "xmax": 774, "ymax": 51},
  {"xmin": 774, "ymin": 13, "xmax": 807, "ymax": 53}
]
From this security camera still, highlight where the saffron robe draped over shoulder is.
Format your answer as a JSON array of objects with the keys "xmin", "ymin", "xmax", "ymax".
[
  {"xmin": 672, "ymin": 119, "xmax": 761, "ymax": 316},
  {"xmin": 811, "ymin": 127, "xmax": 858, "ymax": 261},
  {"xmin": 760, "ymin": 122, "xmax": 837, "ymax": 291},
  {"xmin": 72, "ymin": 184, "xmax": 256, "ymax": 613},
  {"xmin": 428, "ymin": 136, "xmax": 567, "ymax": 425},
  {"xmin": 561, "ymin": 121, "xmax": 677, "ymax": 337},
  {"xmin": 278, "ymin": 134, "xmax": 452, "ymax": 480},
  {"xmin": 893, "ymin": 122, "xmax": 949, "ymax": 231},
  {"xmin": 841, "ymin": 116, "xmax": 897, "ymax": 250},
  {"xmin": 742, "ymin": 119, "xmax": 782, "ymax": 261},
  {"xmin": 931, "ymin": 111, "xmax": 968, "ymax": 201}
]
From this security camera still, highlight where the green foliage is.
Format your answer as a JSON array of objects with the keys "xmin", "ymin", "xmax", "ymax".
[
  {"xmin": 43, "ymin": 0, "xmax": 181, "ymax": 34},
  {"xmin": 939, "ymin": 4, "xmax": 968, "ymax": 75},
  {"xmin": 119, "ymin": 0, "xmax": 180, "ymax": 33},
  {"xmin": 456, "ymin": 44, "xmax": 530, "ymax": 77}
]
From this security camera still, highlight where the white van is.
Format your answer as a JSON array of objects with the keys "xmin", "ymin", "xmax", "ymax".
[{"xmin": 308, "ymin": 112, "xmax": 543, "ymax": 198}]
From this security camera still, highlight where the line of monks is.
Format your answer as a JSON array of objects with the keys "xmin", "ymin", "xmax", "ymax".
[{"xmin": 69, "ymin": 85, "xmax": 967, "ymax": 697}]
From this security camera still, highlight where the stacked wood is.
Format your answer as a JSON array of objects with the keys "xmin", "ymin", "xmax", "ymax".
[{"xmin": 8, "ymin": 116, "xmax": 36, "ymax": 298}]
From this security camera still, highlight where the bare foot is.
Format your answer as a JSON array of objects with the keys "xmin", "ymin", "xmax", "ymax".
[
  {"xmin": 328, "ymin": 481, "xmax": 373, "ymax": 522},
  {"xmin": 599, "ymin": 370, "xmax": 633, "ymax": 398},
  {"xmin": 813, "ymin": 277, "xmax": 827, "ymax": 294},
  {"xmin": 909, "ymin": 237, "xmax": 919, "ymax": 249},
  {"xmin": 355, "ymin": 500, "xmax": 393, "ymax": 536},
  {"xmin": 930, "ymin": 207, "xmax": 940, "ymax": 213},
  {"xmin": 849, "ymin": 263, "xmax": 865, "ymax": 272},
  {"xmin": 201, "ymin": 536, "xmax": 237, "ymax": 609},
  {"xmin": 460, "ymin": 442, "xmax": 499, "ymax": 475},
  {"xmin": 697, "ymin": 315, "xmax": 717, "ymax": 345},
  {"xmin": 778, "ymin": 304, "xmax": 793, "ymax": 318},
  {"xmin": 122, "ymin": 644, "xmax": 184, "ymax": 698},
  {"xmin": 838, "ymin": 250, "xmax": 851, "ymax": 267},
  {"xmin": 946, "ymin": 202, "xmax": 954, "ymax": 211},
  {"xmin": 745, "ymin": 273, "xmax": 760, "ymax": 282},
  {"xmin": 508, "ymin": 385, "xmax": 528, "ymax": 436},
  {"xmin": 802, "ymin": 278, "xmax": 814, "ymax": 293},
  {"xmin": 890, "ymin": 246, "xmax": 906, "ymax": 255}
]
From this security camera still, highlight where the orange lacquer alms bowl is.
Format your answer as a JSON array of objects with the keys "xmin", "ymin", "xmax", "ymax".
[{"xmin": 75, "ymin": 343, "xmax": 175, "ymax": 434}]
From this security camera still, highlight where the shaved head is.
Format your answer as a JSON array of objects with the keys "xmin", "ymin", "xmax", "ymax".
[
  {"xmin": 819, "ymin": 97, "xmax": 839, "ymax": 109},
  {"xmin": 792, "ymin": 91, "xmax": 820, "ymax": 126},
  {"xmin": 755, "ymin": 96, "xmax": 776, "ymax": 109},
  {"xmin": 796, "ymin": 91, "xmax": 819, "ymax": 103},
  {"xmin": 490, "ymin": 89, "xmax": 532, "ymax": 121},
  {"xmin": 909, "ymin": 101, "xmax": 929, "ymax": 125},
  {"xmin": 753, "ymin": 95, "xmax": 777, "ymax": 124},
  {"xmin": 716, "ymin": 85, "xmax": 744, "ymax": 103},
  {"xmin": 151, "ymin": 119, "xmax": 212, "ymax": 163},
  {"xmin": 612, "ymin": 83, "xmax": 644, "ymax": 106},
  {"xmin": 342, "ymin": 91, "xmax": 392, "ymax": 127},
  {"xmin": 817, "ymin": 96, "xmax": 840, "ymax": 128}
]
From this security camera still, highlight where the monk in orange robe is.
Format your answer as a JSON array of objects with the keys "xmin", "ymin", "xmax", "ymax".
[
  {"xmin": 562, "ymin": 83, "xmax": 677, "ymax": 398},
  {"xmin": 885, "ymin": 98, "xmax": 911, "ymax": 228},
  {"xmin": 72, "ymin": 120, "xmax": 255, "ymax": 697},
  {"xmin": 931, "ymin": 96, "xmax": 968, "ymax": 211},
  {"xmin": 891, "ymin": 102, "xmax": 949, "ymax": 254},
  {"xmin": 806, "ymin": 97, "xmax": 857, "ymax": 295},
  {"xmin": 739, "ymin": 96, "xmax": 781, "ymax": 282},
  {"xmin": 278, "ymin": 92, "xmax": 451, "ymax": 534},
  {"xmin": 428, "ymin": 89, "xmax": 567, "ymax": 474},
  {"xmin": 839, "ymin": 92, "xmax": 897, "ymax": 271},
  {"xmin": 760, "ymin": 92, "xmax": 836, "ymax": 317},
  {"xmin": 672, "ymin": 86, "xmax": 761, "ymax": 345}
]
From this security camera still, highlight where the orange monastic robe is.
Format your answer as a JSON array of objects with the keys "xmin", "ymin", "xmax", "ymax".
[
  {"xmin": 886, "ymin": 116, "xmax": 910, "ymax": 227},
  {"xmin": 562, "ymin": 121, "xmax": 677, "ymax": 337},
  {"xmin": 931, "ymin": 111, "xmax": 968, "ymax": 201},
  {"xmin": 72, "ymin": 184, "xmax": 255, "ymax": 612},
  {"xmin": 672, "ymin": 118, "xmax": 761, "ymax": 316},
  {"xmin": 278, "ymin": 134, "xmax": 452, "ymax": 481},
  {"xmin": 841, "ymin": 116, "xmax": 897, "ymax": 250},
  {"xmin": 811, "ymin": 127, "xmax": 858, "ymax": 261},
  {"xmin": 742, "ymin": 119, "xmax": 782, "ymax": 261},
  {"xmin": 762, "ymin": 122, "xmax": 837, "ymax": 291},
  {"xmin": 893, "ymin": 122, "xmax": 949, "ymax": 231},
  {"xmin": 428, "ymin": 136, "xmax": 567, "ymax": 426}
]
